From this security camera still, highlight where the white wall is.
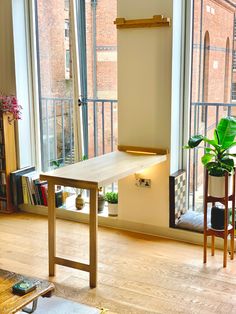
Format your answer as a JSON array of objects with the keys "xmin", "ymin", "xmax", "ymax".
[
  {"xmin": 0, "ymin": 0, "xmax": 16, "ymax": 94},
  {"xmin": 118, "ymin": 0, "xmax": 173, "ymax": 227},
  {"xmin": 0, "ymin": 0, "xmax": 34, "ymax": 168},
  {"xmin": 12, "ymin": 0, "xmax": 34, "ymax": 168}
]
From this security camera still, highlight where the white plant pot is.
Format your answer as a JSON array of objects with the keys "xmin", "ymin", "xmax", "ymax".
[
  {"xmin": 208, "ymin": 175, "xmax": 233, "ymax": 198},
  {"xmin": 108, "ymin": 203, "xmax": 118, "ymax": 217}
]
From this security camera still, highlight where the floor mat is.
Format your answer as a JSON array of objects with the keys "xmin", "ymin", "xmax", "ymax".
[{"xmin": 18, "ymin": 295, "xmax": 101, "ymax": 314}]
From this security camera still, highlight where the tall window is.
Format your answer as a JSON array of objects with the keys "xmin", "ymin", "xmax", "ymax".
[
  {"xmin": 187, "ymin": 0, "xmax": 235, "ymax": 212},
  {"xmin": 83, "ymin": 0, "xmax": 117, "ymax": 158},
  {"xmin": 34, "ymin": 0, "xmax": 117, "ymax": 170},
  {"xmin": 35, "ymin": 0, "xmax": 75, "ymax": 171},
  {"xmin": 188, "ymin": 0, "xmax": 236, "ymax": 211}
]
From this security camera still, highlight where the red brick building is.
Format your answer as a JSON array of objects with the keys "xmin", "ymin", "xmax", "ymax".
[{"xmin": 192, "ymin": 0, "xmax": 235, "ymax": 104}]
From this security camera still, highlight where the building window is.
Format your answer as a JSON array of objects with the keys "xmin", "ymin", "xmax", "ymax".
[
  {"xmin": 65, "ymin": 0, "xmax": 69, "ymax": 10},
  {"xmin": 65, "ymin": 49, "xmax": 71, "ymax": 79},
  {"xmin": 232, "ymin": 83, "xmax": 236, "ymax": 101},
  {"xmin": 233, "ymin": 51, "xmax": 236, "ymax": 71},
  {"xmin": 234, "ymin": 19, "xmax": 236, "ymax": 38},
  {"xmin": 65, "ymin": 19, "xmax": 70, "ymax": 38}
]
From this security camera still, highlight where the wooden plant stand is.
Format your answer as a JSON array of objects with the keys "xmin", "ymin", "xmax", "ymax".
[{"xmin": 204, "ymin": 169, "xmax": 235, "ymax": 267}]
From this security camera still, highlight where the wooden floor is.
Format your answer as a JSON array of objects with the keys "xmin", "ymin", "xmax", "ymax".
[{"xmin": 1, "ymin": 213, "xmax": 236, "ymax": 314}]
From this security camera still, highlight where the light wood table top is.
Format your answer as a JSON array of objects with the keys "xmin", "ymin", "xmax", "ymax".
[
  {"xmin": 0, "ymin": 269, "xmax": 54, "ymax": 314},
  {"xmin": 40, "ymin": 151, "xmax": 167, "ymax": 188}
]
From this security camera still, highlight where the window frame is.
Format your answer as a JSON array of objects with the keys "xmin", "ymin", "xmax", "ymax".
[
  {"xmin": 26, "ymin": 0, "xmax": 84, "ymax": 172},
  {"xmin": 12, "ymin": 0, "xmax": 38, "ymax": 169},
  {"xmin": 180, "ymin": 0, "xmax": 194, "ymax": 211},
  {"xmin": 170, "ymin": 0, "xmax": 193, "ymax": 178}
]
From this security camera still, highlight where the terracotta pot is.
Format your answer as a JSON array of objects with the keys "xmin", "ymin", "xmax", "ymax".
[
  {"xmin": 208, "ymin": 175, "xmax": 232, "ymax": 198},
  {"xmin": 108, "ymin": 203, "xmax": 118, "ymax": 217}
]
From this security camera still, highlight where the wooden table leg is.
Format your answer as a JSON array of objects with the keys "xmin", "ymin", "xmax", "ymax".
[
  {"xmin": 231, "ymin": 233, "xmax": 234, "ymax": 260},
  {"xmin": 89, "ymin": 188, "xmax": 98, "ymax": 288},
  {"xmin": 231, "ymin": 175, "xmax": 235, "ymax": 260},
  {"xmin": 204, "ymin": 232, "xmax": 207, "ymax": 263},
  {"xmin": 223, "ymin": 234, "xmax": 227, "ymax": 268},
  {"xmin": 211, "ymin": 235, "xmax": 215, "ymax": 256},
  {"xmin": 48, "ymin": 183, "xmax": 56, "ymax": 276},
  {"xmin": 203, "ymin": 169, "xmax": 208, "ymax": 264}
]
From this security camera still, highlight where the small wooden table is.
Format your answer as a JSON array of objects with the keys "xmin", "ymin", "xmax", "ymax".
[
  {"xmin": 40, "ymin": 149, "xmax": 167, "ymax": 288},
  {"xmin": 0, "ymin": 269, "xmax": 54, "ymax": 314}
]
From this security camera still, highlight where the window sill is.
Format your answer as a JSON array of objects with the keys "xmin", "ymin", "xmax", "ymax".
[{"xmin": 18, "ymin": 202, "xmax": 118, "ymax": 220}]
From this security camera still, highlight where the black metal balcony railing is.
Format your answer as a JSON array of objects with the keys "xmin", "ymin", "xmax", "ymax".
[
  {"xmin": 189, "ymin": 102, "xmax": 236, "ymax": 211},
  {"xmin": 85, "ymin": 98, "xmax": 118, "ymax": 157},
  {"xmin": 40, "ymin": 97, "xmax": 117, "ymax": 171}
]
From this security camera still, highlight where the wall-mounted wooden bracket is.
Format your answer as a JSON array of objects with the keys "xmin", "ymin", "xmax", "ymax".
[
  {"xmin": 118, "ymin": 145, "xmax": 168, "ymax": 155},
  {"xmin": 114, "ymin": 15, "xmax": 171, "ymax": 29}
]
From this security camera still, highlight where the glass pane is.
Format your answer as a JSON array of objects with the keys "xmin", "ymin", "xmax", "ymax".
[
  {"xmin": 189, "ymin": 0, "xmax": 235, "ymax": 212},
  {"xmin": 84, "ymin": 0, "xmax": 117, "ymax": 158},
  {"xmin": 35, "ymin": 0, "xmax": 74, "ymax": 171}
]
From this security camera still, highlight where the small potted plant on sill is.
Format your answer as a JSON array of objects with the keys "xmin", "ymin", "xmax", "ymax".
[
  {"xmin": 184, "ymin": 116, "xmax": 236, "ymax": 198},
  {"xmin": 105, "ymin": 191, "xmax": 118, "ymax": 216},
  {"xmin": 75, "ymin": 189, "xmax": 85, "ymax": 210},
  {"xmin": 75, "ymin": 155, "xmax": 88, "ymax": 210},
  {"xmin": 98, "ymin": 187, "xmax": 105, "ymax": 213}
]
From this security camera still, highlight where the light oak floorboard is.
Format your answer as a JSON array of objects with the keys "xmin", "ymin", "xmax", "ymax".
[{"xmin": 1, "ymin": 213, "xmax": 236, "ymax": 313}]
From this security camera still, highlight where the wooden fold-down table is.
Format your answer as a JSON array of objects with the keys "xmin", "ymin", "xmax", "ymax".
[{"xmin": 40, "ymin": 149, "xmax": 167, "ymax": 288}]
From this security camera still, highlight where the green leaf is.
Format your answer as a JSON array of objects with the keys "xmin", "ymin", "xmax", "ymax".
[
  {"xmin": 221, "ymin": 157, "xmax": 234, "ymax": 168},
  {"xmin": 205, "ymin": 147, "xmax": 215, "ymax": 153},
  {"xmin": 216, "ymin": 116, "xmax": 236, "ymax": 149},
  {"xmin": 214, "ymin": 129, "xmax": 220, "ymax": 144},
  {"xmin": 206, "ymin": 162, "xmax": 218, "ymax": 170},
  {"xmin": 208, "ymin": 165, "xmax": 226, "ymax": 176},
  {"xmin": 201, "ymin": 153, "xmax": 214, "ymax": 165},
  {"xmin": 203, "ymin": 137, "xmax": 221, "ymax": 150},
  {"xmin": 105, "ymin": 192, "xmax": 118, "ymax": 204},
  {"xmin": 224, "ymin": 141, "xmax": 236, "ymax": 151},
  {"xmin": 187, "ymin": 135, "xmax": 204, "ymax": 148},
  {"xmin": 217, "ymin": 157, "xmax": 234, "ymax": 173},
  {"xmin": 52, "ymin": 160, "xmax": 60, "ymax": 168}
]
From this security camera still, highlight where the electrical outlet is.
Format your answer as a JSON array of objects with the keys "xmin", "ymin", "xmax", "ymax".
[{"xmin": 135, "ymin": 178, "xmax": 151, "ymax": 188}]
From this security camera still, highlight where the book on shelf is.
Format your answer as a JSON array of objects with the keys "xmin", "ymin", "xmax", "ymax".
[
  {"xmin": 0, "ymin": 158, "xmax": 5, "ymax": 170},
  {"xmin": 22, "ymin": 175, "xmax": 30, "ymax": 204},
  {"xmin": 16, "ymin": 170, "xmax": 64, "ymax": 208},
  {"xmin": 10, "ymin": 167, "xmax": 35, "ymax": 207},
  {"xmin": 0, "ymin": 130, "xmax": 3, "ymax": 144},
  {"xmin": 25, "ymin": 171, "xmax": 42, "ymax": 205},
  {"xmin": 0, "ymin": 172, "xmax": 6, "ymax": 185},
  {"xmin": 34, "ymin": 180, "xmax": 48, "ymax": 205}
]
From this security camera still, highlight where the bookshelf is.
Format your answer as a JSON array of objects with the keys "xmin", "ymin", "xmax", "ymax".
[{"xmin": 0, "ymin": 113, "xmax": 17, "ymax": 213}]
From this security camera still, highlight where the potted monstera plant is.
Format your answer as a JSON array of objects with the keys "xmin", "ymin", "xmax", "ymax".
[{"xmin": 184, "ymin": 116, "xmax": 236, "ymax": 198}]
